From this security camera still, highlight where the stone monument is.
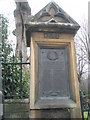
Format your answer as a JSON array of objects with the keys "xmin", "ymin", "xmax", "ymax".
[{"xmin": 25, "ymin": 1, "xmax": 82, "ymax": 118}]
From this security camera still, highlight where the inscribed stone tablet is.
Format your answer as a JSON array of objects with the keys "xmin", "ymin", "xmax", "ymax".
[{"xmin": 38, "ymin": 46, "xmax": 70, "ymax": 99}]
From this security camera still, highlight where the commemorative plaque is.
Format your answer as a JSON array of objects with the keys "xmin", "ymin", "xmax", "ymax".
[{"xmin": 38, "ymin": 47, "xmax": 70, "ymax": 99}]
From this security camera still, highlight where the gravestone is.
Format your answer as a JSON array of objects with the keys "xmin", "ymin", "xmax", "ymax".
[{"xmin": 25, "ymin": 1, "xmax": 82, "ymax": 118}]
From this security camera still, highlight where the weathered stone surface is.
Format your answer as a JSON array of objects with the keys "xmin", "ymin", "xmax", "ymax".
[
  {"xmin": 28, "ymin": 1, "xmax": 81, "ymax": 119},
  {"xmin": 4, "ymin": 99, "xmax": 29, "ymax": 119},
  {"xmin": 25, "ymin": 1, "xmax": 80, "ymax": 47},
  {"xmin": 38, "ymin": 47, "xmax": 70, "ymax": 99},
  {"xmin": 30, "ymin": 109, "xmax": 70, "ymax": 118},
  {"xmin": 27, "ymin": 1, "xmax": 79, "ymax": 24}
]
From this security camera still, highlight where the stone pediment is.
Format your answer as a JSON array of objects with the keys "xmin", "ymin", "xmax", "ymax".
[
  {"xmin": 25, "ymin": 1, "xmax": 80, "ymax": 47},
  {"xmin": 30, "ymin": 1, "xmax": 78, "ymax": 24}
]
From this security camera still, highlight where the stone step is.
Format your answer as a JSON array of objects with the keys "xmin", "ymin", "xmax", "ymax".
[
  {"xmin": 4, "ymin": 112, "xmax": 29, "ymax": 119},
  {"xmin": 4, "ymin": 99, "xmax": 29, "ymax": 119},
  {"xmin": 4, "ymin": 103, "xmax": 29, "ymax": 113}
]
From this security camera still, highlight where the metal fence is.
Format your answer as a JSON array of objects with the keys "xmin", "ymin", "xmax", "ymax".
[{"xmin": 2, "ymin": 52, "xmax": 30, "ymax": 99}]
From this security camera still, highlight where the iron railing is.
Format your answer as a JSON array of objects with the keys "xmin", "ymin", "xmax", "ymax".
[
  {"xmin": 80, "ymin": 91, "xmax": 90, "ymax": 120},
  {"xmin": 2, "ymin": 52, "xmax": 30, "ymax": 99}
]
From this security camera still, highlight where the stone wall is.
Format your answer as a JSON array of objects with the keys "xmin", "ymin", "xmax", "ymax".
[{"xmin": 4, "ymin": 99, "xmax": 29, "ymax": 119}]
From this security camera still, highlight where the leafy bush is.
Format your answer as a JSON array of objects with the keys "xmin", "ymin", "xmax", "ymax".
[
  {"xmin": 1, "ymin": 15, "xmax": 30, "ymax": 99},
  {"xmin": 2, "ymin": 56, "xmax": 30, "ymax": 99}
]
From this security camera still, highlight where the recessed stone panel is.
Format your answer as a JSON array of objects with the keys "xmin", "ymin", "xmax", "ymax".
[{"xmin": 38, "ymin": 46, "xmax": 70, "ymax": 99}]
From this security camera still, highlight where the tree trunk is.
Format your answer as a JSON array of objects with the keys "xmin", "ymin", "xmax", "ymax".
[{"xmin": 14, "ymin": 1, "xmax": 31, "ymax": 62}]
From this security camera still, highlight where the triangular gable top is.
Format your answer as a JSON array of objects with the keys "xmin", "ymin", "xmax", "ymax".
[
  {"xmin": 25, "ymin": 1, "xmax": 80, "ymax": 47},
  {"xmin": 30, "ymin": 1, "xmax": 79, "ymax": 25}
]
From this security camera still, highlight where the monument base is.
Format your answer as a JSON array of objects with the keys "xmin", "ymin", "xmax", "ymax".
[{"xmin": 30, "ymin": 109, "xmax": 70, "ymax": 118}]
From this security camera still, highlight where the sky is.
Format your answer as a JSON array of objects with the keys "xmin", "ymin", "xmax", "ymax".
[
  {"xmin": 0, "ymin": 0, "xmax": 89, "ymax": 21},
  {"xmin": 0, "ymin": 0, "xmax": 89, "ymax": 51}
]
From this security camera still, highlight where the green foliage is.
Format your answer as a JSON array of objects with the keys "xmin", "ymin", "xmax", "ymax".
[
  {"xmin": 22, "ymin": 70, "xmax": 30, "ymax": 98},
  {"xmin": 2, "ymin": 57, "xmax": 30, "ymax": 99},
  {"xmin": 1, "ymin": 15, "xmax": 29, "ymax": 99},
  {"xmin": 1, "ymin": 15, "xmax": 13, "ymax": 59}
]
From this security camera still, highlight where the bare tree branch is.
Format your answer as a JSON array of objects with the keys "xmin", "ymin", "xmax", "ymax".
[{"xmin": 74, "ymin": 20, "xmax": 89, "ymax": 82}]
